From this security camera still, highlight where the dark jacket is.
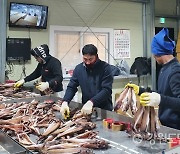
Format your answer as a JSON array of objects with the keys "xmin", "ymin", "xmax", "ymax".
[
  {"xmin": 63, "ymin": 59, "xmax": 113, "ymax": 111},
  {"xmin": 138, "ymin": 58, "xmax": 180, "ymax": 130},
  {"xmin": 158, "ymin": 58, "xmax": 180, "ymax": 130},
  {"xmin": 24, "ymin": 56, "xmax": 63, "ymax": 92}
]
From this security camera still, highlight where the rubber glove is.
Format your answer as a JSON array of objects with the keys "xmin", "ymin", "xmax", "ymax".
[
  {"xmin": 14, "ymin": 79, "xmax": 25, "ymax": 88},
  {"xmin": 36, "ymin": 82, "xmax": 49, "ymax": 92},
  {"xmin": 81, "ymin": 100, "xmax": 93, "ymax": 115},
  {"xmin": 140, "ymin": 92, "xmax": 161, "ymax": 107},
  {"xmin": 125, "ymin": 83, "xmax": 139, "ymax": 95},
  {"xmin": 60, "ymin": 101, "xmax": 70, "ymax": 119}
]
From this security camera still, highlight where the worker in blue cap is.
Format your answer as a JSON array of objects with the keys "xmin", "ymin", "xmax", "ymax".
[{"xmin": 125, "ymin": 28, "xmax": 180, "ymax": 130}]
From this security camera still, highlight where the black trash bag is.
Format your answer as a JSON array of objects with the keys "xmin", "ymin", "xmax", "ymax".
[{"xmin": 130, "ymin": 57, "xmax": 151, "ymax": 77}]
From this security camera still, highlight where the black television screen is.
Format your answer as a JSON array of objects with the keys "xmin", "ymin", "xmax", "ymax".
[
  {"xmin": 6, "ymin": 38, "xmax": 31, "ymax": 61},
  {"xmin": 9, "ymin": 2, "xmax": 48, "ymax": 29}
]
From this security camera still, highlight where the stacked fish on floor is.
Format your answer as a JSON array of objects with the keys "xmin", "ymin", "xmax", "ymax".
[
  {"xmin": 0, "ymin": 83, "xmax": 40, "ymax": 101},
  {"xmin": 0, "ymin": 99, "xmax": 109, "ymax": 154},
  {"xmin": 114, "ymin": 87, "xmax": 138, "ymax": 117}
]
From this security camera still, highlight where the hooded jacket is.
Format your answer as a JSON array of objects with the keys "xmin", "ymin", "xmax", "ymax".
[
  {"xmin": 24, "ymin": 44, "xmax": 63, "ymax": 92},
  {"xmin": 63, "ymin": 59, "xmax": 113, "ymax": 111}
]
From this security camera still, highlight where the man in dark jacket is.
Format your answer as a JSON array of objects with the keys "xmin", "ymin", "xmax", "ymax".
[
  {"xmin": 60, "ymin": 44, "xmax": 113, "ymax": 118},
  {"xmin": 126, "ymin": 28, "xmax": 180, "ymax": 130},
  {"xmin": 14, "ymin": 44, "xmax": 63, "ymax": 96}
]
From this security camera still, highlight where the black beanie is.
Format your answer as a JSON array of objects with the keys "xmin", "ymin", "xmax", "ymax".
[{"xmin": 31, "ymin": 44, "xmax": 50, "ymax": 61}]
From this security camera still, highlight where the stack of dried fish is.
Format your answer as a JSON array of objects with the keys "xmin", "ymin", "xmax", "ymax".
[
  {"xmin": 129, "ymin": 105, "xmax": 161, "ymax": 140},
  {"xmin": 0, "ymin": 83, "xmax": 40, "ymax": 101},
  {"xmin": 114, "ymin": 87, "xmax": 138, "ymax": 117},
  {"xmin": 114, "ymin": 87, "xmax": 164, "ymax": 141},
  {"xmin": 0, "ymin": 99, "xmax": 109, "ymax": 153}
]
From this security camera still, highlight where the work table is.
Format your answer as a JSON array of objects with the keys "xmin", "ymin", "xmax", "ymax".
[{"xmin": 0, "ymin": 96, "xmax": 179, "ymax": 154}]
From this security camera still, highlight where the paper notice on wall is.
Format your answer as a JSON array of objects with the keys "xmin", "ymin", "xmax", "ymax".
[{"xmin": 114, "ymin": 29, "xmax": 130, "ymax": 59}]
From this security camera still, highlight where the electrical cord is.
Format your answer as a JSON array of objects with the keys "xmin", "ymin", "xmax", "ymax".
[
  {"xmin": 18, "ymin": 60, "xmax": 27, "ymax": 80},
  {"xmin": 28, "ymin": 28, "xmax": 30, "ymax": 38},
  {"xmin": 5, "ymin": 61, "xmax": 14, "ymax": 80},
  {"xmin": 22, "ymin": 60, "xmax": 27, "ymax": 77}
]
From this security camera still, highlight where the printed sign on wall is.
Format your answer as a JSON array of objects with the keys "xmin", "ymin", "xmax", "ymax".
[{"xmin": 114, "ymin": 29, "xmax": 130, "ymax": 59}]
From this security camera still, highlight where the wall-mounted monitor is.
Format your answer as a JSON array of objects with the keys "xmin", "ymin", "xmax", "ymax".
[
  {"xmin": 6, "ymin": 38, "xmax": 31, "ymax": 61},
  {"xmin": 9, "ymin": 2, "xmax": 48, "ymax": 29}
]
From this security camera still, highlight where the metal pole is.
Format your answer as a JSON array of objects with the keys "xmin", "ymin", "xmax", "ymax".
[
  {"xmin": 0, "ymin": 0, "xmax": 7, "ymax": 83},
  {"xmin": 150, "ymin": 0, "xmax": 156, "ymax": 91},
  {"xmin": 142, "ymin": 3, "xmax": 147, "ymax": 57}
]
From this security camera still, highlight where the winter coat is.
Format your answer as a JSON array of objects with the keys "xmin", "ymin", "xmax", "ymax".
[
  {"xmin": 158, "ymin": 58, "xmax": 180, "ymax": 130},
  {"xmin": 63, "ymin": 59, "xmax": 113, "ymax": 111}
]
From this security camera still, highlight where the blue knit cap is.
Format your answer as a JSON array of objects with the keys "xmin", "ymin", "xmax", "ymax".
[{"xmin": 151, "ymin": 28, "xmax": 175, "ymax": 56}]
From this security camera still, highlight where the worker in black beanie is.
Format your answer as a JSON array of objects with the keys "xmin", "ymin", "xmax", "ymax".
[{"xmin": 14, "ymin": 44, "xmax": 63, "ymax": 96}]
